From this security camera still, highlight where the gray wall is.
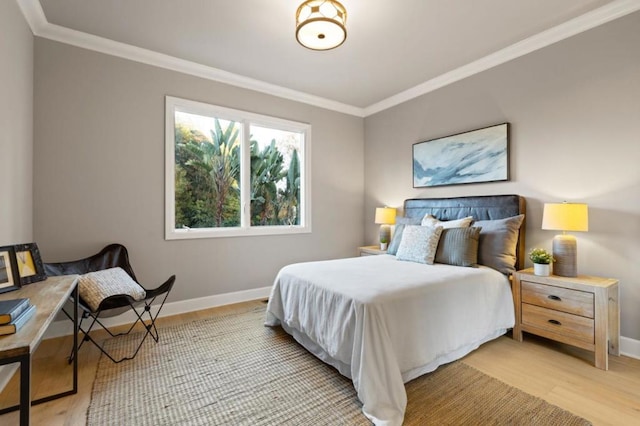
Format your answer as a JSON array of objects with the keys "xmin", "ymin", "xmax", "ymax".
[
  {"xmin": 364, "ymin": 12, "xmax": 640, "ymax": 340},
  {"xmin": 0, "ymin": 0, "xmax": 34, "ymax": 245},
  {"xmin": 23, "ymin": 6, "xmax": 640, "ymax": 343},
  {"xmin": 34, "ymin": 39, "xmax": 364, "ymax": 301}
]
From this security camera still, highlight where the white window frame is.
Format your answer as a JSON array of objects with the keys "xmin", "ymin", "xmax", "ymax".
[{"xmin": 165, "ymin": 96, "xmax": 312, "ymax": 240}]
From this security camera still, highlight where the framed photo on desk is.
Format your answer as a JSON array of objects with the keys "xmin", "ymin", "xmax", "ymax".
[
  {"xmin": 13, "ymin": 243, "xmax": 46, "ymax": 285},
  {"xmin": 0, "ymin": 246, "xmax": 21, "ymax": 294}
]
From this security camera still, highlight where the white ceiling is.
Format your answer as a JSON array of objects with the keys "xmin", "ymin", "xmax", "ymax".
[{"xmin": 19, "ymin": 0, "xmax": 640, "ymax": 116}]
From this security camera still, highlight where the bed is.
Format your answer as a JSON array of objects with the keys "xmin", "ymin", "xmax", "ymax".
[{"xmin": 265, "ymin": 194, "xmax": 526, "ymax": 425}]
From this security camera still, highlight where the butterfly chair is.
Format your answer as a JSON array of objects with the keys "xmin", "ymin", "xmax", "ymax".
[{"xmin": 44, "ymin": 244, "xmax": 175, "ymax": 363}]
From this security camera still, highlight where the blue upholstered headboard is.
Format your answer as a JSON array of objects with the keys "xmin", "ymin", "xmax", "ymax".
[{"xmin": 403, "ymin": 194, "xmax": 526, "ymax": 270}]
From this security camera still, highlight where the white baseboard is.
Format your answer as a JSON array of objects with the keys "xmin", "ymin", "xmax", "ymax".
[
  {"xmin": 620, "ymin": 336, "xmax": 640, "ymax": 360},
  {"xmin": 43, "ymin": 285, "xmax": 272, "ymax": 339}
]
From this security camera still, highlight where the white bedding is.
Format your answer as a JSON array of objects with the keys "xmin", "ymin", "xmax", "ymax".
[{"xmin": 265, "ymin": 254, "xmax": 515, "ymax": 426}]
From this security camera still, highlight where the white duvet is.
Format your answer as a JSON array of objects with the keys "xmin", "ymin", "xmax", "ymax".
[{"xmin": 265, "ymin": 255, "xmax": 515, "ymax": 425}]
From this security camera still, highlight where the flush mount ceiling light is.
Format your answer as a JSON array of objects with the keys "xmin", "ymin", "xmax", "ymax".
[{"xmin": 296, "ymin": 0, "xmax": 347, "ymax": 51}]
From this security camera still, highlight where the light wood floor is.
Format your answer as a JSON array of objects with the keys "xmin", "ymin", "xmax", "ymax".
[{"xmin": 0, "ymin": 300, "xmax": 638, "ymax": 425}]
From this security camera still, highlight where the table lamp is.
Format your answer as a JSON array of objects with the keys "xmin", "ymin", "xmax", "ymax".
[
  {"xmin": 541, "ymin": 202, "xmax": 588, "ymax": 277},
  {"xmin": 375, "ymin": 207, "xmax": 396, "ymax": 250}
]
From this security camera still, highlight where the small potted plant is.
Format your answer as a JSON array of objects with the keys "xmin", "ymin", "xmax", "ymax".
[
  {"xmin": 529, "ymin": 248, "xmax": 554, "ymax": 276},
  {"xmin": 380, "ymin": 236, "xmax": 389, "ymax": 251}
]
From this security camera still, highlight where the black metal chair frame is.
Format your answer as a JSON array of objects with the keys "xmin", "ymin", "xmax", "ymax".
[{"xmin": 45, "ymin": 244, "xmax": 175, "ymax": 363}]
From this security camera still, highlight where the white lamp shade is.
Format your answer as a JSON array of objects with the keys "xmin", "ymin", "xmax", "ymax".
[
  {"xmin": 542, "ymin": 203, "xmax": 588, "ymax": 232},
  {"xmin": 375, "ymin": 207, "xmax": 396, "ymax": 225}
]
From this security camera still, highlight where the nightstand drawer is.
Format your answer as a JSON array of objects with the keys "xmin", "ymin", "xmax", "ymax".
[
  {"xmin": 522, "ymin": 303, "xmax": 594, "ymax": 344},
  {"xmin": 521, "ymin": 281, "xmax": 594, "ymax": 318}
]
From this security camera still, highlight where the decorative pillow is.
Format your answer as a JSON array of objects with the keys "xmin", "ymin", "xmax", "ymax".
[
  {"xmin": 421, "ymin": 214, "xmax": 473, "ymax": 229},
  {"xmin": 387, "ymin": 216, "xmax": 422, "ymax": 255},
  {"xmin": 435, "ymin": 226, "xmax": 482, "ymax": 267},
  {"xmin": 78, "ymin": 267, "xmax": 146, "ymax": 312},
  {"xmin": 396, "ymin": 225, "xmax": 443, "ymax": 265},
  {"xmin": 474, "ymin": 214, "xmax": 525, "ymax": 274}
]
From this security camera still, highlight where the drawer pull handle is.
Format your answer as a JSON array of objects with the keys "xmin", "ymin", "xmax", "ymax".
[
  {"xmin": 548, "ymin": 295, "xmax": 562, "ymax": 301},
  {"xmin": 548, "ymin": 319, "xmax": 562, "ymax": 326}
]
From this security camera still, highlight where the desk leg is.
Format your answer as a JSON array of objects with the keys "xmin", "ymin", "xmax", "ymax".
[
  {"xmin": 19, "ymin": 353, "xmax": 31, "ymax": 426},
  {"xmin": 72, "ymin": 284, "xmax": 78, "ymax": 393}
]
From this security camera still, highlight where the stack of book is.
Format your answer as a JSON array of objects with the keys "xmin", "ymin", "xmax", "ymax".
[{"xmin": 0, "ymin": 298, "xmax": 36, "ymax": 336}]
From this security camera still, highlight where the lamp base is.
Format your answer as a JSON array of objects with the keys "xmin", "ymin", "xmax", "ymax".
[
  {"xmin": 379, "ymin": 224, "xmax": 391, "ymax": 250},
  {"xmin": 552, "ymin": 234, "xmax": 577, "ymax": 277}
]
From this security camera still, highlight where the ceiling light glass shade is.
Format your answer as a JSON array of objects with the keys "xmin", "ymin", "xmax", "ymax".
[{"xmin": 296, "ymin": 0, "xmax": 347, "ymax": 51}]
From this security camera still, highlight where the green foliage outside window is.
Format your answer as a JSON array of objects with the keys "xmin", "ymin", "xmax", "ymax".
[
  {"xmin": 250, "ymin": 140, "xmax": 300, "ymax": 226},
  {"xmin": 174, "ymin": 118, "xmax": 301, "ymax": 229}
]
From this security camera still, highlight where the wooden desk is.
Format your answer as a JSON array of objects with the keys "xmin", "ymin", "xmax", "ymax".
[{"xmin": 0, "ymin": 275, "xmax": 78, "ymax": 425}]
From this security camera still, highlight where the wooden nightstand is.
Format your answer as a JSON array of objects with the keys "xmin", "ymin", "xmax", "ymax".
[
  {"xmin": 358, "ymin": 245, "xmax": 387, "ymax": 256},
  {"xmin": 512, "ymin": 269, "xmax": 619, "ymax": 370}
]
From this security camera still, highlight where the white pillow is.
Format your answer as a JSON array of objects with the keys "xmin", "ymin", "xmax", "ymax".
[
  {"xmin": 396, "ymin": 225, "xmax": 443, "ymax": 264},
  {"xmin": 421, "ymin": 214, "xmax": 473, "ymax": 229},
  {"xmin": 78, "ymin": 267, "xmax": 146, "ymax": 312}
]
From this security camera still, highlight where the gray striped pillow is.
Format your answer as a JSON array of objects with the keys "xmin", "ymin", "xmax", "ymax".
[{"xmin": 435, "ymin": 227, "xmax": 482, "ymax": 267}]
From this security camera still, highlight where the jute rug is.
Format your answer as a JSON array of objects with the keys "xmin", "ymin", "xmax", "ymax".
[{"xmin": 88, "ymin": 306, "xmax": 590, "ymax": 425}]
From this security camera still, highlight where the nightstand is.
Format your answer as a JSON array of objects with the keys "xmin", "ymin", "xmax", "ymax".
[
  {"xmin": 512, "ymin": 269, "xmax": 619, "ymax": 370},
  {"xmin": 358, "ymin": 245, "xmax": 387, "ymax": 256}
]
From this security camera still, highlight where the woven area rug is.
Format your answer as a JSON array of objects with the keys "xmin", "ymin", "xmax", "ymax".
[{"xmin": 88, "ymin": 306, "xmax": 590, "ymax": 426}]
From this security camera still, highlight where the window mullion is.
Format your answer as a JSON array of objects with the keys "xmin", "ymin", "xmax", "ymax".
[{"xmin": 240, "ymin": 121, "xmax": 251, "ymax": 228}]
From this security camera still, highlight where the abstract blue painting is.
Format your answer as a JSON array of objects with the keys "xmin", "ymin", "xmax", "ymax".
[{"xmin": 413, "ymin": 123, "xmax": 509, "ymax": 187}]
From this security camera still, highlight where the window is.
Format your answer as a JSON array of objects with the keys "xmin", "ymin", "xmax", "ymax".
[{"xmin": 165, "ymin": 96, "xmax": 311, "ymax": 239}]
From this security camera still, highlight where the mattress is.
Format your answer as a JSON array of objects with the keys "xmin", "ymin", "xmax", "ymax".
[{"xmin": 265, "ymin": 254, "xmax": 515, "ymax": 425}]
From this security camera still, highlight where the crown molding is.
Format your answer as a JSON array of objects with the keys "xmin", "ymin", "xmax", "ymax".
[
  {"xmin": 364, "ymin": 0, "xmax": 640, "ymax": 116},
  {"xmin": 16, "ymin": 0, "xmax": 365, "ymax": 117},
  {"xmin": 17, "ymin": 0, "xmax": 640, "ymax": 118},
  {"xmin": 16, "ymin": 0, "xmax": 47, "ymax": 33}
]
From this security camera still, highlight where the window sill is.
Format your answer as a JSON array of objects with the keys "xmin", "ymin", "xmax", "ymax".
[{"xmin": 165, "ymin": 225, "xmax": 312, "ymax": 240}]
